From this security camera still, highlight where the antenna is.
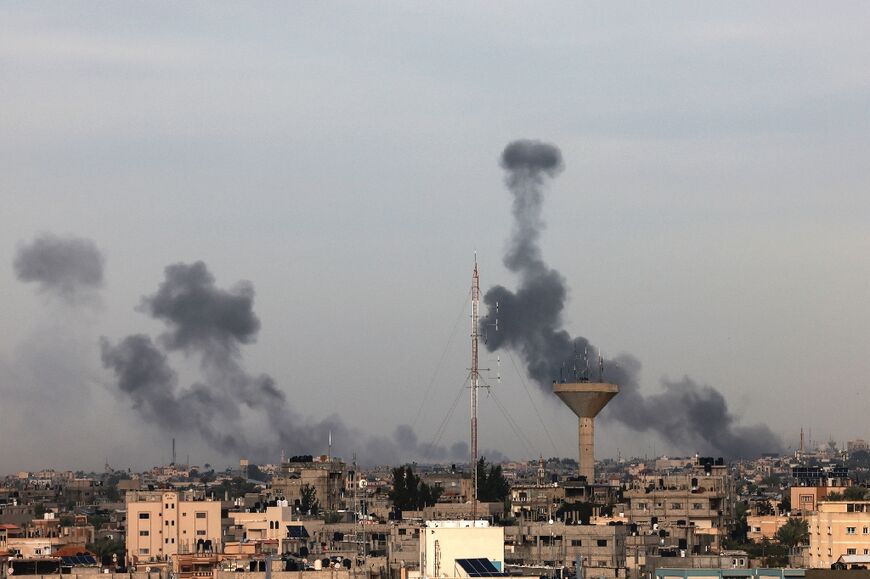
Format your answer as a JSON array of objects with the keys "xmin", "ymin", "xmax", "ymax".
[{"xmin": 470, "ymin": 255, "xmax": 480, "ymax": 522}]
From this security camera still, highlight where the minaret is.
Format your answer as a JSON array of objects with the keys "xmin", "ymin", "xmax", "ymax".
[
  {"xmin": 799, "ymin": 427, "xmax": 805, "ymax": 458},
  {"xmin": 470, "ymin": 257, "xmax": 480, "ymax": 521}
]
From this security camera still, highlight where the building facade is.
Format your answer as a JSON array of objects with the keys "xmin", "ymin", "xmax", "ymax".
[{"xmin": 125, "ymin": 489, "xmax": 222, "ymax": 565}]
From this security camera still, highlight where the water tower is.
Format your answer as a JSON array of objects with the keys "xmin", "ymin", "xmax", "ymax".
[{"xmin": 553, "ymin": 382, "xmax": 618, "ymax": 482}]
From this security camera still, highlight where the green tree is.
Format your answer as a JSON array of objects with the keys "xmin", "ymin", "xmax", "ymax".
[
  {"xmin": 476, "ymin": 458, "xmax": 509, "ymax": 503},
  {"xmin": 217, "ymin": 477, "xmax": 258, "ymax": 499},
  {"xmin": 389, "ymin": 465, "xmax": 442, "ymax": 511},
  {"xmin": 827, "ymin": 491, "xmax": 844, "ymax": 501},
  {"xmin": 844, "ymin": 486, "xmax": 867, "ymax": 500},
  {"xmin": 776, "ymin": 517, "xmax": 809, "ymax": 550},
  {"xmin": 300, "ymin": 484, "xmax": 320, "ymax": 515},
  {"xmin": 87, "ymin": 536, "xmax": 125, "ymax": 562}
]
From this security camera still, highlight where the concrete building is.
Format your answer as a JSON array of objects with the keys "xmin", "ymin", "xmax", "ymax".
[
  {"xmin": 125, "ymin": 489, "xmax": 222, "ymax": 565},
  {"xmin": 227, "ymin": 506, "xmax": 295, "ymax": 551},
  {"xmin": 0, "ymin": 503, "xmax": 35, "ymax": 527},
  {"xmin": 747, "ymin": 515, "xmax": 789, "ymax": 542},
  {"xmin": 271, "ymin": 458, "xmax": 346, "ymax": 513},
  {"xmin": 504, "ymin": 522, "xmax": 626, "ymax": 577},
  {"xmin": 807, "ymin": 501, "xmax": 870, "ymax": 568},
  {"xmin": 419, "ymin": 521, "xmax": 504, "ymax": 578},
  {"xmin": 792, "ymin": 487, "xmax": 850, "ymax": 516},
  {"xmin": 622, "ymin": 460, "xmax": 736, "ymax": 553}
]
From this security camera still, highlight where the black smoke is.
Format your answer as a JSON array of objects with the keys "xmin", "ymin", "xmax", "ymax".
[
  {"xmin": 102, "ymin": 261, "xmax": 470, "ymax": 464},
  {"xmin": 483, "ymin": 139, "xmax": 782, "ymax": 458},
  {"xmin": 14, "ymin": 234, "xmax": 105, "ymax": 305}
]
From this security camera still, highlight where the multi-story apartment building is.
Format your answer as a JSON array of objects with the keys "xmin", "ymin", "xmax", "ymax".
[
  {"xmin": 125, "ymin": 489, "xmax": 221, "ymax": 565},
  {"xmin": 504, "ymin": 522, "xmax": 627, "ymax": 577},
  {"xmin": 807, "ymin": 500, "xmax": 870, "ymax": 568},
  {"xmin": 270, "ymin": 458, "xmax": 346, "ymax": 513},
  {"xmin": 226, "ymin": 505, "xmax": 295, "ymax": 551},
  {"xmin": 622, "ymin": 460, "xmax": 736, "ymax": 553}
]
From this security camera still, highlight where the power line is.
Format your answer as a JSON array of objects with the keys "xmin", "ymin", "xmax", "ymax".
[
  {"xmin": 489, "ymin": 389, "xmax": 536, "ymax": 458},
  {"xmin": 422, "ymin": 375, "xmax": 469, "ymax": 461},
  {"xmin": 506, "ymin": 349, "xmax": 559, "ymax": 456},
  {"xmin": 410, "ymin": 291, "xmax": 471, "ymax": 430}
]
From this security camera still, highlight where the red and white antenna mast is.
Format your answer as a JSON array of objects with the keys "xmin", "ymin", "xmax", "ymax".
[{"xmin": 470, "ymin": 254, "xmax": 480, "ymax": 521}]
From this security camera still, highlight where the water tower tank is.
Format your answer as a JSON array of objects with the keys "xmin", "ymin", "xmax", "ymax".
[{"xmin": 553, "ymin": 382, "xmax": 618, "ymax": 482}]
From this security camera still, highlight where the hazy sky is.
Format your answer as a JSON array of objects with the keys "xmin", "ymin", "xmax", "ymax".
[{"xmin": 2, "ymin": 2, "xmax": 870, "ymax": 472}]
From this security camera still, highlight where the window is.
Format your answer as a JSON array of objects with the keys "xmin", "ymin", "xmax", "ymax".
[
  {"xmin": 171, "ymin": 520, "xmax": 175, "ymax": 526},
  {"xmin": 847, "ymin": 527, "xmax": 856, "ymax": 535},
  {"xmin": 165, "ymin": 521, "xmax": 169, "ymax": 526},
  {"xmin": 139, "ymin": 530, "xmax": 149, "ymax": 536},
  {"xmin": 571, "ymin": 540, "xmax": 582, "ymax": 547},
  {"xmin": 864, "ymin": 527, "xmax": 869, "ymax": 534},
  {"xmin": 182, "ymin": 512, "xmax": 187, "ymax": 517},
  {"xmin": 139, "ymin": 549, "xmax": 149, "ymax": 555},
  {"xmin": 197, "ymin": 530, "xmax": 206, "ymax": 536},
  {"xmin": 847, "ymin": 549, "xmax": 857, "ymax": 555},
  {"xmin": 171, "ymin": 538, "xmax": 175, "ymax": 544},
  {"xmin": 196, "ymin": 512, "xmax": 207, "ymax": 519},
  {"xmin": 637, "ymin": 503, "xmax": 647, "ymax": 511},
  {"xmin": 139, "ymin": 513, "xmax": 150, "ymax": 520},
  {"xmin": 597, "ymin": 539, "xmax": 607, "ymax": 547},
  {"xmin": 398, "ymin": 529, "xmax": 406, "ymax": 535},
  {"xmin": 670, "ymin": 503, "xmax": 682, "ymax": 509},
  {"xmin": 165, "ymin": 539, "xmax": 169, "ymax": 544},
  {"xmin": 864, "ymin": 549, "xmax": 868, "ymax": 555},
  {"xmin": 693, "ymin": 503, "xmax": 704, "ymax": 510}
]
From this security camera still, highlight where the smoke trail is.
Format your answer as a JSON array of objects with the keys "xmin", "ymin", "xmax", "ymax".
[
  {"xmin": 102, "ymin": 261, "xmax": 471, "ymax": 464},
  {"xmin": 483, "ymin": 139, "xmax": 782, "ymax": 458},
  {"xmin": 14, "ymin": 233, "xmax": 105, "ymax": 305}
]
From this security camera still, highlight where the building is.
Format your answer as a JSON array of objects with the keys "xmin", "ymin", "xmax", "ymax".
[
  {"xmin": 791, "ymin": 487, "xmax": 850, "ymax": 516},
  {"xmin": 848, "ymin": 441, "xmax": 869, "ymax": 454},
  {"xmin": 419, "ymin": 520, "xmax": 504, "ymax": 578},
  {"xmin": 226, "ymin": 505, "xmax": 295, "ymax": 551},
  {"xmin": 747, "ymin": 515, "xmax": 789, "ymax": 542},
  {"xmin": 807, "ymin": 501, "xmax": 870, "ymax": 568},
  {"xmin": 622, "ymin": 460, "xmax": 736, "ymax": 553},
  {"xmin": 504, "ymin": 521, "xmax": 626, "ymax": 577},
  {"xmin": 270, "ymin": 458, "xmax": 346, "ymax": 513},
  {"xmin": 125, "ymin": 489, "xmax": 222, "ymax": 565}
]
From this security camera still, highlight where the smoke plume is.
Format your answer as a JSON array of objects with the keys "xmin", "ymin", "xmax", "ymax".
[
  {"xmin": 14, "ymin": 234, "xmax": 105, "ymax": 305},
  {"xmin": 102, "ymin": 261, "xmax": 469, "ymax": 464},
  {"xmin": 483, "ymin": 139, "xmax": 782, "ymax": 458}
]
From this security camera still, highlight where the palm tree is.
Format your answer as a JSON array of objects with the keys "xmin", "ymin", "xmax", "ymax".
[{"xmin": 776, "ymin": 517, "xmax": 809, "ymax": 555}]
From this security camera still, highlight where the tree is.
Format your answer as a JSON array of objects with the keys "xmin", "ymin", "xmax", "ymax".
[
  {"xmin": 844, "ymin": 486, "xmax": 867, "ymax": 500},
  {"xmin": 389, "ymin": 466, "xmax": 442, "ymax": 511},
  {"xmin": 300, "ymin": 484, "xmax": 320, "ymax": 515},
  {"xmin": 217, "ymin": 477, "xmax": 258, "ymax": 499},
  {"xmin": 776, "ymin": 517, "xmax": 809, "ymax": 550},
  {"xmin": 88, "ymin": 536, "xmax": 125, "ymax": 563},
  {"xmin": 827, "ymin": 491, "xmax": 844, "ymax": 501},
  {"xmin": 476, "ymin": 458, "xmax": 509, "ymax": 503}
]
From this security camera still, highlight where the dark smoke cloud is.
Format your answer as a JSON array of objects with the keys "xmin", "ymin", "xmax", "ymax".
[
  {"xmin": 102, "ymin": 261, "xmax": 471, "ymax": 465},
  {"xmin": 483, "ymin": 139, "xmax": 782, "ymax": 458},
  {"xmin": 14, "ymin": 234, "xmax": 105, "ymax": 305}
]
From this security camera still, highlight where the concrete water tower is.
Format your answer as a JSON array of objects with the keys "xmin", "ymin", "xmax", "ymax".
[{"xmin": 553, "ymin": 382, "xmax": 618, "ymax": 482}]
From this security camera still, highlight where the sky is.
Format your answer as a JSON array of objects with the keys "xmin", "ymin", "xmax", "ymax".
[{"xmin": 1, "ymin": 2, "xmax": 870, "ymax": 472}]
